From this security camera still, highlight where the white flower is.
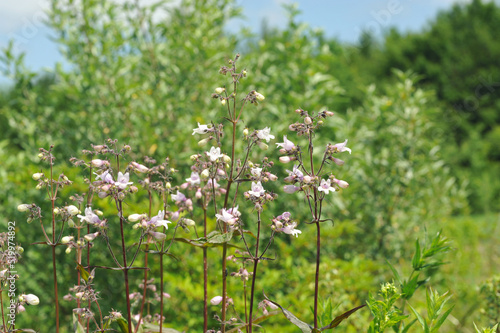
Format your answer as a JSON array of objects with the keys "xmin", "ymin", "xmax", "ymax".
[
  {"xmin": 95, "ymin": 170, "xmax": 114, "ymax": 184},
  {"xmin": 332, "ymin": 140, "xmax": 352, "ymax": 154},
  {"xmin": 215, "ymin": 87, "xmax": 225, "ymax": 94},
  {"xmin": 116, "ymin": 172, "xmax": 133, "ymax": 189},
  {"xmin": 256, "ymin": 127, "xmax": 275, "ymax": 142},
  {"xmin": 84, "ymin": 232, "xmax": 99, "ymax": 242},
  {"xmin": 192, "ymin": 123, "xmax": 210, "ymax": 135},
  {"xmin": 186, "ymin": 172, "xmax": 200, "ymax": 186},
  {"xmin": 171, "ymin": 190, "xmax": 186, "ymax": 202},
  {"xmin": 318, "ymin": 179, "xmax": 336, "ymax": 195},
  {"xmin": 150, "ymin": 210, "xmax": 172, "ymax": 229},
  {"xmin": 250, "ymin": 167, "xmax": 262, "ymax": 177},
  {"xmin": 208, "ymin": 146, "xmax": 223, "ymax": 161},
  {"xmin": 276, "ymin": 136, "xmax": 295, "ymax": 151},
  {"xmin": 149, "ymin": 231, "xmax": 167, "ymax": 241},
  {"xmin": 333, "ymin": 178, "xmax": 349, "ymax": 189},
  {"xmin": 282, "ymin": 222, "xmax": 302, "ymax": 237},
  {"xmin": 66, "ymin": 205, "xmax": 80, "ymax": 216},
  {"xmin": 286, "ymin": 165, "xmax": 304, "ymax": 181},
  {"xmin": 215, "ymin": 207, "xmax": 240, "ymax": 226},
  {"xmin": 77, "ymin": 207, "xmax": 101, "ymax": 225},
  {"xmin": 248, "ymin": 181, "xmax": 265, "ymax": 197},
  {"xmin": 32, "ymin": 173, "xmax": 44, "ymax": 180},
  {"xmin": 254, "ymin": 91, "xmax": 265, "ymax": 101}
]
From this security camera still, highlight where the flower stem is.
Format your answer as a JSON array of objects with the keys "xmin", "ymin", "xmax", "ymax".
[
  {"xmin": 118, "ymin": 200, "xmax": 132, "ymax": 332},
  {"xmin": 248, "ymin": 211, "xmax": 261, "ymax": 333},
  {"xmin": 313, "ymin": 221, "xmax": 321, "ymax": 329}
]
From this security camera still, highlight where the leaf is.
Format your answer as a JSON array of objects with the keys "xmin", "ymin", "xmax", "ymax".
[
  {"xmin": 321, "ymin": 304, "xmax": 366, "ymax": 330},
  {"xmin": 116, "ymin": 318, "xmax": 129, "ymax": 333},
  {"xmin": 386, "ymin": 260, "xmax": 402, "ymax": 285},
  {"xmin": 174, "ymin": 231, "xmax": 243, "ymax": 250},
  {"xmin": 408, "ymin": 303, "xmax": 429, "ymax": 333},
  {"xmin": 431, "ymin": 305, "xmax": 454, "ymax": 332},
  {"xmin": 72, "ymin": 313, "xmax": 85, "ymax": 333},
  {"xmin": 12, "ymin": 330, "xmax": 37, "ymax": 333},
  {"xmin": 75, "ymin": 262, "xmax": 89, "ymax": 283},
  {"xmin": 226, "ymin": 310, "xmax": 279, "ymax": 333},
  {"xmin": 412, "ymin": 239, "xmax": 422, "ymax": 270},
  {"xmin": 140, "ymin": 323, "xmax": 181, "ymax": 332},
  {"xmin": 400, "ymin": 318, "xmax": 417, "ymax": 333},
  {"xmin": 263, "ymin": 293, "xmax": 313, "ymax": 333}
]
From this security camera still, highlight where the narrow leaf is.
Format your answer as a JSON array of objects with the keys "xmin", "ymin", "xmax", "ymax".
[
  {"xmin": 412, "ymin": 239, "xmax": 422, "ymax": 270},
  {"xmin": 401, "ymin": 318, "xmax": 418, "ymax": 333},
  {"xmin": 321, "ymin": 304, "xmax": 366, "ymax": 330},
  {"xmin": 263, "ymin": 294, "xmax": 313, "ymax": 333},
  {"xmin": 386, "ymin": 260, "xmax": 402, "ymax": 285},
  {"xmin": 431, "ymin": 305, "xmax": 455, "ymax": 332},
  {"xmin": 116, "ymin": 318, "xmax": 129, "ymax": 333}
]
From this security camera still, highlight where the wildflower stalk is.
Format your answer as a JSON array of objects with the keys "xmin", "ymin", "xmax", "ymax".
[
  {"xmin": 248, "ymin": 211, "xmax": 262, "ymax": 333},
  {"xmin": 203, "ymin": 202, "xmax": 208, "ymax": 332},
  {"xmin": 118, "ymin": 200, "xmax": 133, "ymax": 332}
]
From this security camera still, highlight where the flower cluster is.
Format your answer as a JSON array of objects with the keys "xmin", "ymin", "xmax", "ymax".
[{"xmin": 271, "ymin": 212, "xmax": 302, "ymax": 237}]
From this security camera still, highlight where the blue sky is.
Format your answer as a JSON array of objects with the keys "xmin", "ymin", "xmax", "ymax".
[{"xmin": 0, "ymin": 0, "xmax": 480, "ymax": 82}]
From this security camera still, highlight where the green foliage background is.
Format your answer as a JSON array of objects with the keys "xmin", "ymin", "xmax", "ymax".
[{"xmin": 1, "ymin": 0, "xmax": 499, "ymax": 331}]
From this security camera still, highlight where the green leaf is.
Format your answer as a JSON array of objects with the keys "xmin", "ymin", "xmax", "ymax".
[
  {"xmin": 141, "ymin": 323, "xmax": 181, "ymax": 332},
  {"xmin": 226, "ymin": 310, "xmax": 279, "ymax": 333},
  {"xmin": 386, "ymin": 260, "xmax": 402, "ymax": 285},
  {"xmin": 263, "ymin": 294, "xmax": 313, "ymax": 333},
  {"xmin": 412, "ymin": 239, "xmax": 422, "ymax": 270},
  {"xmin": 408, "ymin": 303, "xmax": 429, "ymax": 333},
  {"xmin": 400, "ymin": 318, "xmax": 418, "ymax": 333},
  {"xmin": 72, "ymin": 313, "xmax": 85, "ymax": 333},
  {"xmin": 75, "ymin": 262, "xmax": 89, "ymax": 282},
  {"xmin": 402, "ymin": 274, "xmax": 419, "ymax": 299},
  {"xmin": 116, "ymin": 318, "xmax": 129, "ymax": 333},
  {"xmin": 431, "ymin": 305, "xmax": 454, "ymax": 332},
  {"xmin": 320, "ymin": 304, "xmax": 366, "ymax": 330}
]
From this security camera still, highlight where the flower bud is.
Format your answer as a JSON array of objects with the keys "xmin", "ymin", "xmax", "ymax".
[
  {"xmin": 242, "ymin": 70, "xmax": 247, "ymax": 76},
  {"xmin": 221, "ymin": 99, "xmax": 226, "ymax": 106},
  {"xmin": 215, "ymin": 87, "xmax": 225, "ymax": 94},
  {"xmin": 183, "ymin": 219, "xmax": 195, "ymax": 227},
  {"xmin": 66, "ymin": 205, "xmax": 79, "ymax": 216},
  {"xmin": 303, "ymin": 175, "xmax": 312, "ymax": 184},
  {"xmin": 37, "ymin": 153, "xmax": 43, "ymax": 159},
  {"xmin": 257, "ymin": 142, "xmax": 268, "ymax": 150},
  {"xmin": 223, "ymin": 155, "xmax": 231, "ymax": 163},
  {"xmin": 165, "ymin": 182, "xmax": 172, "ymax": 189},
  {"xmin": 198, "ymin": 138, "xmax": 210, "ymax": 147},
  {"xmin": 200, "ymin": 169, "xmax": 210, "ymax": 180},
  {"xmin": 255, "ymin": 92, "xmax": 265, "ymax": 101},
  {"xmin": 84, "ymin": 232, "xmax": 99, "ymax": 242},
  {"xmin": 304, "ymin": 117, "xmax": 312, "ymax": 125},
  {"xmin": 210, "ymin": 296, "xmax": 223, "ymax": 305},
  {"xmin": 61, "ymin": 236, "xmax": 74, "ymax": 244},
  {"xmin": 67, "ymin": 219, "xmax": 75, "ymax": 228},
  {"xmin": 190, "ymin": 154, "xmax": 198, "ymax": 161},
  {"xmin": 318, "ymin": 120, "xmax": 324, "ymax": 126},
  {"xmin": 91, "ymin": 159, "xmax": 105, "ymax": 167},
  {"xmin": 128, "ymin": 214, "xmax": 145, "ymax": 222},
  {"xmin": 243, "ymin": 128, "xmax": 249, "ymax": 137},
  {"xmin": 35, "ymin": 183, "xmax": 43, "ymax": 190},
  {"xmin": 283, "ymin": 185, "xmax": 299, "ymax": 194},
  {"xmin": 23, "ymin": 294, "xmax": 39, "ymax": 306},
  {"xmin": 17, "ymin": 204, "xmax": 30, "ymax": 212},
  {"xmin": 279, "ymin": 156, "xmax": 296, "ymax": 163},
  {"xmin": 65, "ymin": 247, "xmax": 72, "ymax": 254},
  {"xmin": 53, "ymin": 208, "xmax": 60, "ymax": 215},
  {"xmin": 32, "ymin": 173, "xmax": 44, "ymax": 180},
  {"xmin": 131, "ymin": 161, "xmax": 149, "ymax": 173}
]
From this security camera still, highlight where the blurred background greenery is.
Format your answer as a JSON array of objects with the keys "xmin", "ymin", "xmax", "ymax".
[{"xmin": 1, "ymin": 0, "xmax": 499, "ymax": 331}]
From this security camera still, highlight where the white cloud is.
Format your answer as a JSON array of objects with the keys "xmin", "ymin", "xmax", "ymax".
[{"xmin": 0, "ymin": 0, "xmax": 48, "ymax": 33}]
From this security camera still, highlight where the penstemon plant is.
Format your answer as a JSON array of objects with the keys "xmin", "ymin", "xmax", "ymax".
[{"xmin": 12, "ymin": 55, "xmax": 367, "ymax": 332}]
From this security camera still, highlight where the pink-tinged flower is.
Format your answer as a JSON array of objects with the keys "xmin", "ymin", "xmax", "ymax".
[
  {"xmin": 210, "ymin": 296, "xmax": 223, "ymax": 305},
  {"xmin": 333, "ymin": 178, "xmax": 349, "ymax": 189},
  {"xmin": 279, "ymin": 156, "xmax": 296, "ymax": 163},
  {"xmin": 283, "ymin": 185, "xmax": 300, "ymax": 194},
  {"xmin": 150, "ymin": 210, "xmax": 172, "ymax": 229},
  {"xmin": 286, "ymin": 165, "xmax": 304, "ymax": 181},
  {"xmin": 276, "ymin": 135, "xmax": 296, "ymax": 151},
  {"xmin": 282, "ymin": 222, "xmax": 302, "ymax": 237},
  {"xmin": 186, "ymin": 172, "xmax": 200, "ymax": 186},
  {"xmin": 192, "ymin": 123, "xmax": 211, "ymax": 135},
  {"xmin": 332, "ymin": 139, "xmax": 351, "ymax": 154},
  {"xmin": 130, "ymin": 162, "xmax": 149, "ymax": 173},
  {"xmin": 95, "ymin": 170, "xmax": 114, "ymax": 184},
  {"xmin": 318, "ymin": 179, "xmax": 336, "ymax": 194},
  {"xmin": 17, "ymin": 204, "xmax": 30, "ymax": 212},
  {"xmin": 250, "ymin": 167, "xmax": 262, "ymax": 177},
  {"xmin": 116, "ymin": 172, "xmax": 133, "ymax": 189},
  {"xmin": 84, "ymin": 232, "xmax": 100, "ymax": 242},
  {"xmin": 171, "ymin": 190, "xmax": 186, "ymax": 202},
  {"xmin": 128, "ymin": 213, "xmax": 146, "ymax": 222},
  {"xmin": 148, "ymin": 231, "xmax": 167, "ymax": 241},
  {"xmin": 248, "ymin": 181, "xmax": 265, "ymax": 197},
  {"xmin": 77, "ymin": 207, "xmax": 101, "ymax": 225},
  {"xmin": 208, "ymin": 146, "xmax": 223, "ymax": 161},
  {"xmin": 91, "ymin": 159, "xmax": 108, "ymax": 168},
  {"xmin": 331, "ymin": 157, "xmax": 345, "ymax": 166},
  {"xmin": 215, "ymin": 207, "xmax": 240, "ymax": 226},
  {"xmin": 256, "ymin": 127, "xmax": 275, "ymax": 142}
]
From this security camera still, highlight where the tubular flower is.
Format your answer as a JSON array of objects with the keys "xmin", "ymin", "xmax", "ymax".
[
  {"xmin": 192, "ymin": 123, "xmax": 211, "ymax": 135},
  {"xmin": 248, "ymin": 181, "xmax": 265, "ymax": 198},
  {"xmin": 318, "ymin": 179, "xmax": 336, "ymax": 194},
  {"xmin": 276, "ymin": 135, "xmax": 296, "ymax": 151},
  {"xmin": 256, "ymin": 127, "xmax": 275, "ymax": 142}
]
